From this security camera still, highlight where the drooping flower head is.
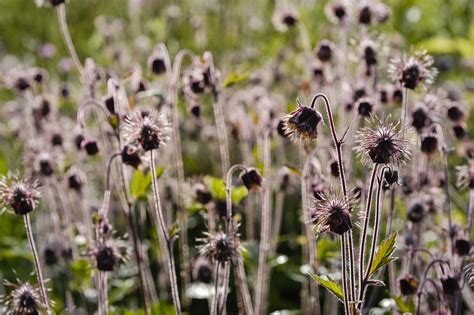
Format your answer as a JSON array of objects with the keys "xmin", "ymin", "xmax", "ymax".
[
  {"xmin": 89, "ymin": 239, "xmax": 129, "ymax": 272},
  {"xmin": 122, "ymin": 109, "xmax": 171, "ymax": 151},
  {"xmin": 199, "ymin": 231, "xmax": 239, "ymax": 263},
  {"xmin": 282, "ymin": 99, "xmax": 322, "ymax": 143},
  {"xmin": 355, "ymin": 117, "xmax": 413, "ymax": 165},
  {"xmin": 310, "ymin": 190, "xmax": 355, "ymax": 235},
  {"xmin": 0, "ymin": 173, "xmax": 41, "ymax": 216},
  {"xmin": 3, "ymin": 280, "xmax": 46, "ymax": 314},
  {"xmin": 388, "ymin": 50, "xmax": 437, "ymax": 90},
  {"xmin": 240, "ymin": 168, "xmax": 265, "ymax": 192}
]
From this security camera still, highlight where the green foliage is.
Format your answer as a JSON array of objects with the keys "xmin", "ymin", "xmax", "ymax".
[
  {"xmin": 130, "ymin": 168, "xmax": 165, "ymax": 201},
  {"xmin": 223, "ymin": 72, "xmax": 250, "ymax": 87},
  {"xmin": 316, "ymin": 238, "xmax": 340, "ymax": 262},
  {"xmin": 393, "ymin": 296, "xmax": 416, "ymax": 313},
  {"xmin": 309, "ymin": 273, "xmax": 344, "ymax": 301},
  {"xmin": 70, "ymin": 259, "xmax": 92, "ymax": 291},
  {"xmin": 203, "ymin": 175, "xmax": 248, "ymax": 203},
  {"xmin": 369, "ymin": 233, "xmax": 398, "ymax": 276}
]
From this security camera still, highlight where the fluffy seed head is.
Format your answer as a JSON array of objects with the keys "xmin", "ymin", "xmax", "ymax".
[
  {"xmin": 3, "ymin": 281, "xmax": 45, "ymax": 314},
  {"xmin": 123, "ymin": 109, "xmax": 171, "ymax": 151},
  {"xmin": 199, "ymin": 231, "xmax": 239, "ymax": 263},
  {"xmin": 310, "ymin": 190, "xmax": 355, "ymax": 235},
  {"xmin": 388, "ymin": 51, "xmax": 437, "ymax": 90},
  {"xmin": 282, "ymin": 100, "xmax": 322, "ymax": 143},
  {"xmin": 0, "ymin": 173, "xmax": 41, "ymax": 216},
  {"xmin": 355, "ymin": 117, "xmax": 413, "ymax": 165}
]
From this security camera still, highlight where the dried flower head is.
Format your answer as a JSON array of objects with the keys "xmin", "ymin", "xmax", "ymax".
[
  {"xmin": 355, "ymin": 117, "xmax": 412, "ymax": 165},
  {"xmin": 282, "ymin": 100, "xmax": 322, "ymax": 143},
  {"xmin": 123, "ymin": 109, "xmax": 171, "ymax": 151},
  {"xmin": 310, "ymin": 190, "xmax": 355, "ymax": 235},
  {"xmin": 121, "ymin": 144, "xmax": 142, "ymax": 168},
  {"xmin": 90, "ymin": 239, "xmax": 129, "ymax": 272},
  {"xmin": 3, "ymin": 280, "xmax": 46, "ymax": 314},
  {"xmin": 240, "ymin": 168, "xmax": 264, "ymax": 192},
  {"xmin": 398, "ymin": 274, "xmax": 419, "ymax": 295},
  {"xmin": 388, "ymin": 51, "xmax": 437, "ymax": 90},
  {"xmin": 199, "ymin": 231, "xmax": 239, "ymax": 263},
  {"xmin": 0, "ymin": 173, "xmax": 41, "ymax": 216}
]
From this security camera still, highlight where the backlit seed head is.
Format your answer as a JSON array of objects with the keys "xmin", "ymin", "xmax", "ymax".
[
  {"xmin": 3, "ymin": 280, "xmax": 45, "ymax": 315},
  {"xmin": 199, "ymin": 231, "xmax": 239, "ymax": 263},
  {"xmin": 122, "ymin": 109, "xmax": 170, "ymax": 152},
  {"xmin": 90, "ymin": 239, "xmax": 128, "ymax": 272},
  {"xmin": 310, "ymin": 190, "xmax": 355, "ymax": 235},
  {"xmin": 0, "ymin": 173, "xmax": 41, "ymax": 216},
  {"xmin": 355, "ymin": 117, "xmax": 413, "ymax": 165},
  {"xmin": 282, "ymin": 101, "xmax": 322, "ymax": 143},
  {"xmin": 240, "ymin": 168, "xmax": 264, "ymax": 192},
  {"xmin": 388, "ymin": 51, "xmax": 437, "ymax": 90}
]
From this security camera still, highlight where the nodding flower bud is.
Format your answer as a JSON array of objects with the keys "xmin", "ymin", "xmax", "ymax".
[
  {"xmin": 315, "ymin": 40, "xmax": 334, "ymax": 62},
  {"xmin": 67, "ymin": 169, "xmax": 84, "ymax": 192},
  {"xmin": 356, "ymin": 98, "xmax": 373, "ymax": 117},
  {"xmin": 411, "ymin": 106, "xmax": 429, "ymax": 132},
  {"xmin": 329, "ymin": 159, "xmax": 340, "ymax": 178},
  {"xmin": 121, "ymin": 144, "xmax": 142, "ymax": 168},
  {"xmin": 103, "ymin": 95, "xmax": 115, "ymax": 114},
  {"xmin": 82, "ymin": 137, "xmax": 100, "ymax": 156},
  {"xmin": 38, "ymin": 154, "xmax": 54, "ymax": 176},
  {"xmin": 454, "ymin": 238, "xmax": 471, "ymax": 256},
  {"xmin": 452, "ymin": 123, "xmax": 466, "ymax": 140},
  {"xmin": 399, "ymin": 275, "xmax": 419, "ymax": 295},
  {"xmin": 420, "ymin": 134, "xmax": 438, "ymax": 156},
  {"xmin": 240, "ymin": 168, "xmax": 264, "ymax": 192},
  {"xmin": 447, "ymin": 103, "xmax": 465, "ymax": 122},
  {"xmin": 43, "ymin": 244, "xmax": 58, "ymax": 266},
  {"xmin": 358, "ymin": 5, "xmax": 372, "ymax": 25},
  {"xmin": 193, "ymin": 257, "xmax": 213, "ymax": 284},
  {"xmin": 282, "ymin": 102, "xmax": 322, "ymax": 143},
  {"xmin": 148, "ymin": 44, "xmax": 168, "ymax": 75},
  {"xmin": 192, "ymin": 182, "xmax": 213, "ymax": 205},
  {"xmin": 441, "ymin": 277, "xmax": 460, "ymax": 295},
  {"xmin": 383, "ymin": 169, "xmax": 398, "ymax": 190}
]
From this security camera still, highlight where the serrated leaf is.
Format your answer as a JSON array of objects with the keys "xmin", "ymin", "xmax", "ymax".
[
  {"xmin": 130, "ymin": 168, "xmax": 165, "ymax": 200},
  {"xmin": 223, "ymin": 72, "xmax": 249, "ymax": 87},
  {"xmin": 369, "ymin": 233, "xmax": 397, "ymax": 276},
  {"xmin": 309, "ymin": 273, "xmax": 344, "ymax": 301}
]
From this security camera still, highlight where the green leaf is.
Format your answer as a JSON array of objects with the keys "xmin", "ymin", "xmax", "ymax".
[
  {"xmin": 203, "ymin": 175, "xmax": 248, "ymax": 203},
  {"xmin": 130, "ymin": 168, "xmax": 165, "ymax": 200},
  {"xmin": 369, "ymin": 233, "xmax": 397, "ymax": 276},
  {"xmin": 309, "ymin": 273, "xmax": 344, "ymax": 301},
  {"xmin": 316, "ymin": 238, "xmax": 339, "ymax": 262},
  {"xmin": 393, "ymin": 296, "xmax": 415, "ymax": 313},
  {"xmin": 223, "ymin": 72, "xmax": 249, "ymax": 87}
]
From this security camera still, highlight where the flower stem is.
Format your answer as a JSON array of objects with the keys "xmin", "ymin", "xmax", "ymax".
[
  {"xmin": 150, "ymin": 150, "xmax": 182, "ymax": 314},
  {"xmin": 24, "ymin": 214, "xmax": 51, "ymax": 314}
]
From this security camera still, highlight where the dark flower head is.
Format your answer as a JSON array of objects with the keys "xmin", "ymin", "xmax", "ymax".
[
  {"xmin": 356, "ymin": 97, "xmax": 374, "ymax": 117},
  {"xmin": 315, "ymin": 40, "xmax": 335, "ymax": 63},
  {"xmin": 282, "ymin": 100, "xmax": 322, "ymax": 143},
  {"xmin": 407, "ymin": 199, "xmax": 426, "ymax": 223},
  {"xmin": 454, "ymin": 238, "xmax": 471, "ymax": 256},
  {"xmin": 192, "ymin": 182, "xmax": 213, "ymax": 205},
  {"xmin": 6, "ymin": 69, "xmax": 32, "ymax": 91},
  {"xmin": 399, "ymin": 275, "xmax": 419, "ymax": 295},
  {"xmin": 420, "ymin": 133, "xmax": 439, "ymax": 156},
  {"xmin": 382, "ymin": 169, "xmax": 399, "ymax": 190},
  {"xmin": 240, "ymin": 168, "xmax": 264, "ymax": 192},
  {"xmin": 452, "ymin": 123, "xmax": 466, "ymax": 139},
  {"xmin": 329, "ymin": 159, "xmax": 340, "ymax": 178},
  {"xmin": 74, "ymin": 133, "xmax": 85, "ymax": 151},
  {"xmin": 193, "ymin": 256, "xmax": 213, "ymax": 284},
  {"xmin": 199, "ymin": 231, "xmax": 239, "ymax": 263},
  {"xmin": 3, "ymin": 280, "xmax": 45, "ymax": 315},
  {"xmin": 0, "ymin": 173, "xmax": 41, "ymax": 216},
  {"xmin": 123, "ymin": 109, "xmax": 170, "ymax": 152},
  {"xmin": 81, "ymin": 137, "xmax": 100, "ymax": 156},
  {"xmin": 147, "ymin": 44, "xmax": 168, "ymax": 75},
  {"xmin": 392, "ymin": 87, "xmax": 403, "ymax": 103},
  {"xmin": 446, "ymin": 102, "xmax": 466, "ymax": 122},
  {"xmin": 360, "ymin": 39, "xmax": 377, "ymax": 66},
  {"xmin": 325, "ymin": 0, "xmax": 348, "ymax": 24},
  {"xmin": 66, "ymin": 168, "xmax": 85, "ymax": 192},
  {"xmin": 272, "ymin": 7, "xmax": 298, "ymax": 32},
  {"xmin": 310, "ymin": 190, "xmax": 355, "ymax": 235},
  {"xmin": 90, "ymin": 239, "xmax": 128, "ymax": 272},
  {"xmin": 441, "ymin": 277, "xmax": 460, "ymax": 295},
  {"xmin": 355, "ymin": 117, "xmax": 413, "ymax": 165},
  {"xmin": 388, "ymin": 51, "xmax": 437, "ymax": 90},
  {"xmin": 411, "ymin": 105, "xmax": 430, "ymax": 132},
  {"xmin": 43, "ymin": 243, "xmax": 58, "ymax": 266},
  {"xmin": 121, "ymin": 144, "xmax": 142, "ymax": 168}
]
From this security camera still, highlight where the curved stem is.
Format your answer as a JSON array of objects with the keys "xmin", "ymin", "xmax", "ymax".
[
  {"xmin": 76, "ymin": 99, "xmax": 110, "ymax": 129},
  {"xmin": 150, "ymin": 150, "xmax": 182, "ymax": 314},
  {"xmin": 416, "ymin": 259, "xmax": 450, "ymax": 315},
  {"xmin": 24, "ymin": 214, "xmax": 51, "ymax": 314},
  {"xmin": 225, "ymin": 164, "xmax": 247, "ymax": 234},
  {"xmin": 57, "ymin": 4, "xmax": 84, "ymax": 81}
]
